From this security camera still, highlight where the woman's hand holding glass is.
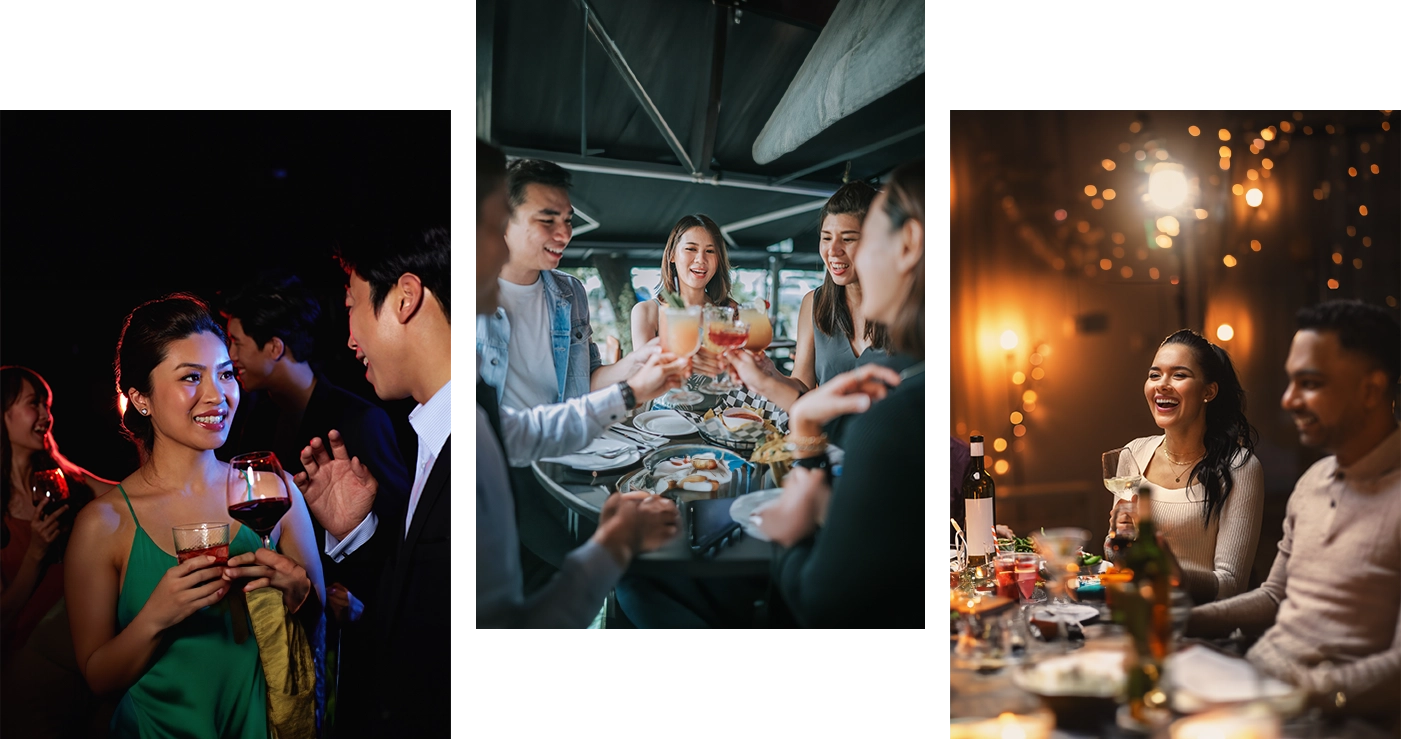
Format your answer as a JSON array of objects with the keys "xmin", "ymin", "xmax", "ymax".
[
  {"xmin": 626, "ymin": 350, "xmax": 690, "ymax": 404},
  {"xmin": 223, "ymin": 548, "xmax": 312, "ymax": 614},
  {"xmin": 722, "ymin": 348, "xmax": 779, "ymax": 393},
  {"xmin": 788, "ymin": 364, "xmax": 902, "ymax": 436},
  {"xmin": 22, "ymin": 496, "xmax": 68, "ymax": 562},
  {"xmin": 139, "ymin": 556, "xmax": 230, "ymax": 632}
]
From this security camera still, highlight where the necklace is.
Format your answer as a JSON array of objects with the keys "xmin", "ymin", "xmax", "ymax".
[{"xmin": 1159, "ymin": 446, "xmax": 1205, "ymax": 483}]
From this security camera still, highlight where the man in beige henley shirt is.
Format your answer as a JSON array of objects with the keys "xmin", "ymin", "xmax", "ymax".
[{"xmin": 1187, "ymin": 300, "xmax": 1400, "ymax": 725}]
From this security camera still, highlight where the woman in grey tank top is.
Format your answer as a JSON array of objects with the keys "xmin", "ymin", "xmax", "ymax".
[{"xmin": 726, "ymin": 181, "xmax": 889, "ymax": 410}]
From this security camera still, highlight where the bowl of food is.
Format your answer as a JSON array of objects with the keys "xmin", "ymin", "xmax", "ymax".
[
  {"xmin": 1012, "ymin": 647, "xmax": 1125, "ymax": 731},
  {"xmin": 635, "ymin": 445, "xmax": 747, "ymax": 503},
  {"xmin": 750, "ymin": 431, "xmax": 793, "ymax": 486},
  {"xmin": 720, "ymin": 407, "xmax": 764, "ymax": 432}
]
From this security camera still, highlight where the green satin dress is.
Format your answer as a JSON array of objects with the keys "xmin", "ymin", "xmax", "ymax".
[{"xmin": 112, "ymin": 485, "xmax": 269, "ymax": 738}]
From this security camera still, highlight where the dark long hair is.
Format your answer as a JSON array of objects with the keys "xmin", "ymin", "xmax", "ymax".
[
  {"xmin": 655, "ymin": 214, "xmax": 734, "ymax": 307},
  {"xmin": 1161, "ymin": 329, "xmax": 1258, "ymax": 527},
  {"xmin": 882, "ymin": 160, "xmax": 925, "ymax": 359},
  {"xmin": 813, "ymin": 181, "xmax": 890, "ymax": 350},
  {"xmin": 2, "ymin": 366, "xmax": 94, "ymax": 554}
]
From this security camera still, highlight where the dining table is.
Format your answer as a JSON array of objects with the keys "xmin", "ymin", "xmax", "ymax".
[
  {"xmin": 950, "ymin": 582, "xmax": 1396, "ymax": 738},
  {"xmin": 529, "ymin": 413, "xmax": 781, "ymax": 578}
]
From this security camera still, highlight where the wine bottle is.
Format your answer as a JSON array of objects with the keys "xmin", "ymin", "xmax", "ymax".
[
  {"xmin": 1123, "ymin": 482, "xmax": 1173, "ymax": 661},
  {"xmin": 961, "ymin": 435, "xmax": 997, "ymax": 570}
]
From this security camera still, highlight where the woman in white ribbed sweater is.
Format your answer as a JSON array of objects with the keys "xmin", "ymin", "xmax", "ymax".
[{"xmin": 1108, "ymin": 329, "xmax": 1264, "ymax": 604}]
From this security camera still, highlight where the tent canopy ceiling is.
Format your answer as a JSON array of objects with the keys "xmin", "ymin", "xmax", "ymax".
[{"xmin": 483, "ymin": 0, "xmax": 924, "ymax": 260}]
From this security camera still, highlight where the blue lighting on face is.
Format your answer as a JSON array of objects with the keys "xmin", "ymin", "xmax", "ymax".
[{"xmin": 273, "ymin": 168, "xmax": 288, "ymax": 179}]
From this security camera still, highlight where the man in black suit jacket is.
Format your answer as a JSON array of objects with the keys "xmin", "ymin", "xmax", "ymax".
[{"xmin": 296, "ymin": 228, "xmax": 452, "ymax": 737}]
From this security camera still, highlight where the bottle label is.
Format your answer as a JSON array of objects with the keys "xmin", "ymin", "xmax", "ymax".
[
  {"xmin": 965, "ymin": 498, "xmax": 996, "ymax": 557},
  {"xmin": 970, "ymin": 442, "xmax": 984, "ymax": 457}
]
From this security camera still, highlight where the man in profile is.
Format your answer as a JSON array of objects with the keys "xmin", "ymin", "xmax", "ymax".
[{"xmin": 1187, "ymin": 300, "xmax": 1399, "ymax": 728}]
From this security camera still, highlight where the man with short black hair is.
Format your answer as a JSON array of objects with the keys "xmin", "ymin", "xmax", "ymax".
[{"xmin": 1187, "ymin": 300, "xmax": 1399, "ymax": 728}]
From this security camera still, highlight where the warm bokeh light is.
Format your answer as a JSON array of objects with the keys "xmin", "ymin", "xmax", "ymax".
[
  {"xmin": 1252, "ymin": 138, "xmax": 1265, "ymax": 150},
  {"xmin": 1099, "ymin": 258, "xmax": 1113, "ymax": 270},
  {"xmin": 1036, "ymin": 343, "xmax": 1051, "ymax": 356},
  {"xmin": 1353, "ymin": 258, "xmax": 1363, "ymax": 269},
  {"xmin": 1111, "ymin": 232, "xmax": 1125, "ymax": 244},
  {"xmin": 1149, "ymin": 267, "xmax": 1160, "ymax": 280},
  {"xmin": 1170, "ymin": 276, "xmax": 1180, "ymax": 285},
  {"xmin": 1129, "ymin": 121, "xmax": 1142, "ymax": 133},
  {"xmin": 1011, "ymin": 426, "xmax": 1026, "ymax": 439},
  {"xmin": 1102, "ymin": 159, "xmax": 1117, "ymax": 171},
  {"xmin": 1389, "ymin": 296, "xmax": 1398, "ymax": 308},
  {"xmin": 1155, "ymin": 235, "xmax": 1173, "ymax": 249},
  {"xmin": 1031, "ymin": 367, "xmax": 1045, "ymax": 380},
  {"xmin": 1372, "ymin": 164, "xmax": 1381, "ymax": 174},
  {"xmin": 1188, "ymin": 125, "xmax": 1200, "ymax": 136},
  {"xmin": 1326, "ymin": 125, "xmax": 1335, "ymax": 134},
  {"xmin": 1195, "ymin": 208, "xmax": 1208, "ymax": 219},
  {"xmin": 1054, "ymin": 209, "xmax": 1067, "ymax": 221},
  {"xmin": 1363, "ymin": 237, "xmax": 1372, "ymax": 247},
  {"xmin": 1120, "ymin": 266, "xmax": 1133, "ymax": 278},
  {"xmin": 1135, "ymin": 151, "xmax": 1146, "ymax": 161},
  {"xmin": 1012, "ymin": 371, "xmax": 1026, "ymax": 384},
  {"xmin": 994, "ymin": 459, "xmax": 1011, "ymax": 475},
  {"xmin": 1217, "ymin": 324, "xmax": 1235, "ymax": 341},
  {"xmin": 1261, "ymin": 128, "xmax": 1275, "ymax": 141},
  {"xmin": 1223, "ymin": 254, "xmax": 1237, "ymax": 267},
  {"xmin": 1246, "ymin": 169, "xmax": 1258, "ymax": 180},
  {"xmin": 1219, "ymin": 158, "xmax": 1230, "ymax": 170},
  {"xmin": 1084, "ymin": 184, "xmax": 1097, "ymax": 196},
  {"xmin": 1155, "ymin": 216, "xmax": 1180, "ymax": 236},
  {"xmin": 1280, "ymin": 120, "xmax": 1292, "ymax": 132},
  {"xmin": 1022, "ymin": 390, "xmax": 1038, "ymax": 404},
  {"xmin": 1009, "ymin": 411, "xmax": 1024, "ymax": 424},
  {"xmin": 1154, "ymin": 150, "xmax": 1169, "ymax": 161},
  {"xmin": 1384, "ymin": 122, "xmax": 1392, "ymax": 132},
  {"xmin": 1251, "ymin": 239, "xmax": 1261, "ymax": 251},
  {"xmin": 1346, "ymin": 226, "xmax": 1356, "ymax": 237},
  {"xmin": 1102, "ymin": 188, "xmax": 1116, "ymax": 200},
  {"xmin": 1304, "ymin": 126, "xmax": 1313, "ymax": 135},
  {"xmin": 1314, "ymin": 189, "xmax": 1325, "ymax": 200},
  {"xmin": 1024, "ymin": 401, "xmax": 1036, "ymax": 413},
  {"xmin": 1148, "ymin": 164, "xmax": 1188, "ymax": 210},
  {"xmin": 1218, "ymin": 129, "xmax": 1231, "ymax": 141},
  {"xmin": 1231, "ymin": 183, "xmax": 1245, "ymax": 196},
  {"xmin": 1218, "ymin": 145, "xmax": 1231, "ymax": 158},
  {"xmin": 1348, "ymin": 167, "xmax": 1357, "ymax": 177},
  {"xmin": 1245, "ymin": 188, "xmax": 1263, "ymax": 207},
  {"xmin": 1361, "ymin": 142, "xmax": 1370, "ymax": 153},
  {"xmin": 1000, "ymin": 330, "xmax": 1019, "ymax": 350},
  {"xmin": 1029, "ymin": 353, "xmax": 1043, "ymax": 366},
  {"xmin": 1262, "ymin": 158, "xmax": 1273, "ymax": 170},
  {"xmin": 1332, "ymin": 252, "xmax": 1343, "ymax": 265},
  {"xmin": 993, "ymin": 438, "xmax": 1008, "ymax": 452},
  {"xmin": 1327, "ymin": 279, "xmax": 1340, "ymax": 290},
  {"xmin": 1077, "ymin": 221, "xmax": 1090, "ymax": 233},
  {"xmin": 1092, "ymin": 198, "xmax": 1104, "ymax": 210},
  {"xmin": 1112, "ymin": 247, "xmax": 1125, "ymax": 258},
  {"xmin": 1359, "ymin": 205, "xmax": 1368, "ymax": 216}
]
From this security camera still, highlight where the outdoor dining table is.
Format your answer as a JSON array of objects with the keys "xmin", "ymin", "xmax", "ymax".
[{"xmin": 530, "ymin": 418, "xmax": 779, "ymax": 578}]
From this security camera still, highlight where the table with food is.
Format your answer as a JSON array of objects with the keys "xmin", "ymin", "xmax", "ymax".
[{"xmin": 530, "ymin": 404, "xmax": 818, "ymax": 578}]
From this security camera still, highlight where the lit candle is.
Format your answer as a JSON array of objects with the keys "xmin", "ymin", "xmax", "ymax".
[
  {"xmin": 949, "ymin": 710, "xmax": 1054, "ymax": 739},
  {"xmin": 1170, "ymin": 706, "xmax": 1281, "ymax": 739}
]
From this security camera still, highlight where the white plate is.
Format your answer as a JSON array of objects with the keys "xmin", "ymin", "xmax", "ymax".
[
  {"xmin": 729, "ymin": 488, "xmax": 782, "ymax": 541},
  {"xmin": 540, "ymin": 438, "xmax": 642, "ymax": 471},
  {"xmin": 632, "ymin": 410, "xmax": 697, "ymax": 437},
  {"xmin": 1029, "ymin": 603, "xmax": 1100, "ymax": 624}
]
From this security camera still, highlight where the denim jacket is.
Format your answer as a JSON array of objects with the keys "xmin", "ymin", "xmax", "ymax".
[{"xmin": 477, "ymin": 269, "xmax": 602, "ymax": 404}]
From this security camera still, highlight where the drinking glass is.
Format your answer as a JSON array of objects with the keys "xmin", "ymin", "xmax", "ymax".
[
  {"xmin": 658, "ymin": 304, "xmax": 705, "ymax": 406},
  {"xmin": 994, "ymin": 551, "xmax": 1017, "ymax": 599},
  {"xmin": 226, "ymin": 452, "xmax": 291, "ymax": 549},
  {"xmin": 173, "ymin": 522, "xmax": 231, "ymax": 565},
  {"xmin": 30, "ymin": 468, "xmax": 70, "ymax": 517},
  {"xmin": 701, "ymin": 306, "xmax": 749, "ymax": 393},
  {"xmin": 1013, "ymin": 552, "xmax": 1040, "ymax": 602},
  {"xmin": 738, "ymin": 302, "xmax": 773, "ymax": 351},
  {"xmin": 1102, "ymin": 447, "xmax": 1143, "ymax": 502}
]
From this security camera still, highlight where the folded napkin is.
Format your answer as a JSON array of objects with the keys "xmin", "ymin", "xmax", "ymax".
[
  {"xmin": 1168, "ymin": 645, "xmax": 1297, "ymax": 704},
  {"xmin": 540, "ymin": 437, "xmax": 635, "ymax": 468}
]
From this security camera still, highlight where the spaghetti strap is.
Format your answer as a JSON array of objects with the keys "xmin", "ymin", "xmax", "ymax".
[{"xmin": 117, "ymin": 484, "xmax": 142, "ymax": 529}]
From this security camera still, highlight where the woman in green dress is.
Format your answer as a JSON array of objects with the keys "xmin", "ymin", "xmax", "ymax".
[{"xmin": 65, "ymin": 294, "xmax": 324, "ymax": 738}]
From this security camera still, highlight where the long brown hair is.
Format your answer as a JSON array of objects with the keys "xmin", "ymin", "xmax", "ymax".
[
  {"xmin": 813, "ymin": 181, "xmax": 890, "ymax": 349},
  {"xmin": 656, "ymin": 214, "xmax": 734, "ymax": 307},
  {"xmin": 882, "ymin": 160, "xmax": 924, "ymax": 359}
]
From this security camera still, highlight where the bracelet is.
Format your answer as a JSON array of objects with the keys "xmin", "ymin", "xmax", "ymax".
[{"xmin": 785, "ymin": 432, "xmax": 828, "ymax": 454}]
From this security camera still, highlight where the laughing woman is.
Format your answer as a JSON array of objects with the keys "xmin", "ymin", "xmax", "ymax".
[
  {"xmin": 1108, "ymin": 329, "xmax": 1264, "ymax": 604},
  {"xmin": 630, "ymin": 213, "xmax": 738, "ymax": 408},
  {"xmin": 65, "ymin": 294, "xmax": 323, "ymax": 738}
]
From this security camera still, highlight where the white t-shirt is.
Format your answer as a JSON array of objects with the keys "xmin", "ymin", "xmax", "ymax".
[{"xmin": 497, "ymin": 276, "xmax": 558, "ymax": 411}]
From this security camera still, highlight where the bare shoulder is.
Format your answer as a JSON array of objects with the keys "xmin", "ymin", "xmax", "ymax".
[
  {"xmin": 71, "ymin": 486, "xmax": 128, "ymax": 548},
  {"xmin": 631, "ymin": 300, "xmax": 657, "ymax": 320}
]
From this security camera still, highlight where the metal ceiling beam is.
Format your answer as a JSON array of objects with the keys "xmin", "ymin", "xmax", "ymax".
[
  {"xmin": 719, "ymin": 199, "xmax": 827, "ymax": 238},
  {"xmin": 502, "ymin": 146, "xmax": 837, "ymax": 198},
  {"xmin": 687, "ymin": 3, "xmax": 729, "ymax": 177},
  {"xmin": 572, "ymin": 0, "xmax": 697, "ymax": 174},
  {"xmin": 769, "ymin": 124, "xmax": 924, "ymax": 186}
]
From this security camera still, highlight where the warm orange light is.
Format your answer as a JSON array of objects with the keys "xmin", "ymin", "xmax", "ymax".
[
  {"xmin": 1102, "ymin": 159, "xmax": 1117, "ymax": 171},
  {"xmin": 1246, "ymin": 188, "xmax": 1263, "ymax": 207},
  {"xmin": 1363, "ymin": 237, "xmax": 1372, "ymax": 247},
  {"xmin": 1120, "ymin": 266, "xmax": 1133, "ymax": 278},
  {"xmin": 1054, "ymin": 209, "xmax": 1067, "ymax": 221},
  {"xmin": 1353, "ymin": 258, "xmax": 1363, "ymax": 269},
  {"xmin": 1030, "ymin": 367, "xmax": 1045, "ymax": 380},
  {"xmin": 1223, "ymin": 254, "xmax": 1237, "ymax": 267},
  {"xmin": 1099, "ymin": 258, "xmax": 1113, "ymax": 271},
  {"xmin": 1280, "ymin": 121, "xmax": 1292, "ymax": 132},
  {"xmin": 1112, "ymin": 246, "xmax": 1125, "ymax": 259},
  {"xmin": 993, "ymin": 438, "xmax": 1008, "ymax": 452},
  {"xmin": 1216, "ymin": 324, "xmax": 1235, "ymax": 341},
  {"xmin": 1327, "ymin": 279, "xmax": 1339, "ymax": 290},
  {"xmin": 1012, "ymin": 371, "xmax": 1026, "ymax": 385},
  {"xmin": 1314, "ymin": 189, "xmax": 1325, "ymax": 200},
  {"xmin": 1348, "ymin": 167, "xmax": 1358, "ymax": 177},
  {"xmin": 1347, "ymin": 226, "xmax": 1356, "ymax": 236},
  {"xmin": 1170, "ymin": 276, "xmax": 1180, "ymax": 285},
  {"xmin": 1011, "ymin": 426, "xmax": 1026, "ymax": 439},
  {"xmin": 1092, "ymin": 198, "xmax": 1104, "ymax": 210},
  {"xmin": 1129, "ymin": 121, "xmax": 1142, "ymax": 133},
  {"xmin": 1247, "ymin": 169, "xmax": 1258, "ymax": 180},
  {"xmin": 1359, "ymin": 205, "xmax": 1368, "ymax": 216},
  {"xmin": 1218, "ymin": 145, "xmax": 1231, "ymax": 158},
  {"xmin": 1105, "ymin": 189, "xmax": 1118, "ymax": 201},
  {"xmin": 1389, "ymin": 296, "xmax": 1398, "ymax": 307},
  {"xmin": 1218, "ymin": 129, "xmax": 1231, "ymax": 141},
  {"xmin": 1111, "ymin": 232, "xmax": 1125, "ymax": 244},
  {"xmin": 994, "ymin": 459, "xmax": 1011, "ymax": 474},
  {"xmin": 1371, "ymin": 164, "xmax": 1380, "ymax": 174},
  {"xmin": 1024, "ymin": 401, "xmax": 1036, "ymax": 413},
  {"xmin": 1156, "ymin": 216, "xmax": 1180, "ymax": 236},
  {"xmin": 1262, "ymin": 158, "xmax": 1273, "ymax": 170},
  {"xmin": 1155, "ymin": 235, "xmax": 1173, "ymax": 249},
  {"xmin": 1219, "ymin": 158, "xmax": 1230, "ymax": 170},
  {"xmin": 1029, "ymin": 353, "xmax": 1043, "ymax": 366},
  {"xmin": 1332, "ymin": 252, "xmax": 1344, "ymax": 265},
  {"xmin": 1009, "ymin": 411, "xmax": 1024, "ymax": 424},
  {"xmin": 1188, "ymin": 125, "xmax": 1201, "ymax": 136},
  {"xmin": 1000, "ymin": 330, "xmax": 1019, "ymax": 350},
  {"xmin": 1384, "ymin": 122, "xmax": 1391, "ymax": 131},
  {"xmin": 1326, "ymin": 124, "xmax": 1335, "ymax": 134},
  {"xmin": 1195, "ymin": 208, "xmax": 1208, "ymax": 220},
  {"xmin": 1149, "ymin": 267, "xmax": 1160, "ymax": 280},
  {"xmin": 1232, "ymin": 184, "xmax": 1245, "ymax": 196},
  {"xmin": 1085, "ymin": 184, "xmax": 1097, "ymax": 197},
  {"xmin": 1261, "ymin": 128, "xmax": 1275, "ymax": 141},
  {"xmin": 1251, "ymin": 239, "xmax": 1262, "ymax": 252},
  {"xmin": 1022, "ymin": 390, "xmax": 1038, "ymax": 404},
  {"xmin": 1361, "ymin": 142, "xmax": 1371, "ymax": 153},
  {"xmin": 1253, "ymin": 138, "xmax": 1266, "ymax": 150}
]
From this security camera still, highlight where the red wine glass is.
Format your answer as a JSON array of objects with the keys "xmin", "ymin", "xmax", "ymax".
[{"xmin": 227, "ymin": 451, "xmax": 291, "ymax": 550}]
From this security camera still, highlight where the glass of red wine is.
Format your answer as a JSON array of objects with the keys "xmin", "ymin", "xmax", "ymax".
[
  {"xmin": 701, "ymin": 306, "xmax": 750, "ymax": 394},
  {"xmin": 173, "ymin": 522, "xmax": 230, "ymax": 565},
  {"xmin": 30, "ymin": 468, "xmax": 70, "ymax": 518},
  {"xmin": 226, "ymin": 452, "xmax": 291, "ymax": 550}
]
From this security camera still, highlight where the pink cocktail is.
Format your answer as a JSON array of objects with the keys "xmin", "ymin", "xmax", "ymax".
[
  {"xmin": 994, "ymin": 552, "xmax": 1017, "ymax": 598},
  {"xmin": 1015, "ymin": 553, "xmax": 1039, "ymax": 600}
]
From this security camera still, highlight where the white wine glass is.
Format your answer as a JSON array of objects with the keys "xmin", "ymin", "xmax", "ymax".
[{"xmin": 1102, "ymin": 447, "xmax": 1142, "ymax": 502}]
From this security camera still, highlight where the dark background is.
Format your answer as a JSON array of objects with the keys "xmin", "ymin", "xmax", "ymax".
[{"xmin": 1, "ymin": 111, "xmax": 450, "ymax": 479}]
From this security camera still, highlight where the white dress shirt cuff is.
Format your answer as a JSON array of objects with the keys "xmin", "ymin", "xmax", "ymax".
[{"xmin": 324, "ymin": 512, "xmax": 378, "ymax": 562}]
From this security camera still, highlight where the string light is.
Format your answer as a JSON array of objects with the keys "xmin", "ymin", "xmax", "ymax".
[
  {"xmin": 1188, "ymin": 125, "xmax": 1201, "ymax": 136},
  {"xmin": 1218, "ymin": 129, "xmax": 1231, "ymax": 141},
  {"xmin": 1092, "ymin": 198, "xmax": 1104, "ymax": 209},
  {"xmin": 1347, "ymin": 226, "xmax": 1356, "ymax": 236},
  {"xmin": 994, "ymin": 460, "xmax": 1011, "ymax": 474},
  {"xmin": 1325, "ymin": 124, "xmax": 1335, "ymax": 134},
  {"xmin": 1155, "ymin": 216, "xmax": 1180, "ymax": 235},
  {"xmin": 1280, "ymin": 121, "xmax": 1293, "ymax": 132},
  {"xmin": 1304, "ymin": 126, "xmax": 1313, "ymax": 135},
  {"xmin": 1022, "ymin": 390, "xmax": 1038, "ymax": 404},
  {"xmin": 1149, "ymin": 267, "xmax": 1160, "ymax": 279},
  {"xmin": 1112, "ymin": 246, "xmax": 1126, "ymax": 258},
  {"xmin": 1332, "ymin": 252, "xmax": 1343, "ymax": 265},
  {"xmin": 1353, "ymin": 258, "xmax": 1363, "ymax": 269},
  {"xmin": 1054, "ymin": 209, "xmax": 1068, "ymax": 221},
  {"xmin": 1099, "ymin": 258, "xmax": 1113, "ymax": 270},
  {"xmin": 1327, "ymin": 279, "xmax": 1340, "ymax": 290},
  {"xmin": 1102, "ymin": 159, "xmax": 1117, "ymax": 171},
  {"xmin": 1371, "ymin": 164, "xmax": 1380, "ymax": 174},
  {"xmin": 1010, "ymin": 411, "xmax": 1023, "ymax": 424},
  {"xmin": 1085, "ymin": 185, "xmax": 1098, "ymax": 196},
  {"xmin": 1348, "ymin": 167, "xmax": 1357, "ymax": 177},
  {"xmin": 1219, "ymin": 158, "xmax": 1231, "ymax": 170},
  {"xmin": 1103, "ymin": 188, "xmax": 1116, "ymax": 200},
  {"xmin": 1120, "ymin": 266, "xmax": 1133, "ymax": 278},
  {"xmin": 1247, "ymin": 169, "xmax": 1259, "ymax": 180},
  {"xmin": 1077, "ymin": 221, "xmax": 1091, "ymax": 233},
  {"xmin": 1129, "ymin": 121, "xmax": 1142, "ymax": 133},
  {"xmin": 1223, "ymin": 254, "xmax": 1238, "ymax": 267},
  {"xmin": 1111, "ymin": 232, "xmax": 1126, "ymax": 244},
  {"xmin": 1359, "ymin": 205, "xmax": 1369, "ymax": 216},
  {"xmin": 1030, "ymin": 368, "xmax": 1045, "ymax": 380},
  {"xmin": 1219, "ymin": 145, "xmax": 1232, "ymax": 158},
  {"xmin": 1363, "ymin": 237, "xmax": 1372, "ymax": 247},
  {"xmin": 1217, "ymin": 324, "xmax": 1235, "ymax": 341},
  {"xmin": 1251, "ymin": 240, "xmax": 1262, "ymax": 251},
  {"xmin": 993, "ymin": 438, "xmax": 1008, "ymax": 452},
  {"xmin": 1155, "ymin": 235, "xmax": 1173, "ymax": 248},
  {"xmin": 1195, "ymin": 208, "xmax": 1209, "ymax": 219},
  {"xmin": 1232, "ymin": 184, "xmax": 1245, "ymax": 196},
  {"xmin": 1246, "ymin": 188, "xmax": 1263, "ymax": 207},
  {"xmin": 1261, "ymin": 127, "xmax": 1275, "ymax": 141},
  {"xmin": 1000, "ymin": 330, "xmax": 1019, "ymax": 350},
  {"xmin": 1012, "ymin": 371, "xmax": 1026, "ymax": 384}
]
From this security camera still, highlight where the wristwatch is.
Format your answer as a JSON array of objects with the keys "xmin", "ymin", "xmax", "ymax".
[
  {"xmin": 792, "ymin": 453, "xmax": 831, "ymax": 474},
  {"xmin": 616, "ymin": 381, "xmax": 637, "ymax": 411}
]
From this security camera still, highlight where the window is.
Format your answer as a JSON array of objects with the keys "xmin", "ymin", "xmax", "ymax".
[{"xmin": 559, "ymin": 267, "xmax": 624, "ymax": 361}]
